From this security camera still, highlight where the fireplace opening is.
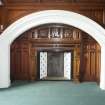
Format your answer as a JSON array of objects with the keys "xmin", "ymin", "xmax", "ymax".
[
  {"xmin": 37, "ymin": 50, "xmax": 72, "ymax": 80},
  {"xmin": 47, "ymin": 52, "xmax": 64, "ymax": 78}
]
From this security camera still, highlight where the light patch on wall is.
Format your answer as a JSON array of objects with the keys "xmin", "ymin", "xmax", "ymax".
[
  {"xmin": 40, "ymin": 52, "xmax": 47, "ymax": 79},
  {"xmin": 0, "ymin": 0, "xmax": 3, "ymax": 5},
  {"xmin": 64, "ymin": 52, "xmax": 71, "ymax": 80}
]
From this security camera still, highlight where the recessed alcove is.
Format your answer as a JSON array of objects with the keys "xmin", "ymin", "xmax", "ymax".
[
  {"xmin": 10, "ymin": 23, "xmax": 101, "ymax": 83},
  {"xmin": 38, "ymin": 50, "xmax": 72, "ymax": 80}
]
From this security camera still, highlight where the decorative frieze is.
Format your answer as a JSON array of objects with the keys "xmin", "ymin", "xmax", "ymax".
[{"xmin": 30, "ymin": 24, "xmax": 81, "ymax": 41}]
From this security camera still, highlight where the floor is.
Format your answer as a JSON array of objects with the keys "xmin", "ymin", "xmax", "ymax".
[{"xmin": 0, "ymin": 81, "xmax": 105, "ymax": 105}]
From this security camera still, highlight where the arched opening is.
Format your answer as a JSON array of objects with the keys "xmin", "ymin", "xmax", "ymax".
[
  {"xmin": 10, "ymin": 23, "xmax": 101, "ymax": 83},
  {"xmin": 0, "ymin": 10, "xmax": 105, "ymax": 89}
]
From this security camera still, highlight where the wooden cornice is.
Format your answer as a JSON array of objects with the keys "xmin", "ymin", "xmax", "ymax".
[
  {"xmin": 4, "ymin": 3, "xmax": 105, "ymax": 10},
  {"xmin": 3, "ymin": 0, "xmax": 105, "ymax": 9}
]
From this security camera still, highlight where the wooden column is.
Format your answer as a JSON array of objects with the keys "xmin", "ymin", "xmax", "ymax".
[
  {"xmin": 73, "ymin": 46, "xmax": 80, "ymax": 82},
  {"xmin": 29, "ymin": 48, "xmax": 37, "ymax": 80}
]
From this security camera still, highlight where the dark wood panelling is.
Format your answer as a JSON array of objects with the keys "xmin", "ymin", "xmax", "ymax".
[
  {"xmin": 0, "ymin": 7, "xmax": 4, "ymax": 33},
  {"xmin": 10, "ymin": 24, "xmax": 82, "ymax": 81},
  {"xmin": 7, "ymin": 10, "xmax": 36, "ymax": 24},
  {"xmin": 0, "ymin": 7, "xmax": 2, "ymax": 24},
  {"xmin": 0, "ymin": 7, "xmax": 2, "ymax": 33},
  {"xmin": 5, "ymin": 0, "xmax": 105, "ymax": 4},
  {"xmin": 73, "ymin": 46, "xmax": 80, "ymax": 82},
  {"xmin": 0, "ymin": 0, "xmax": 105, "ymax": 29},
  {"xmin": 29, "ymin": 48, "xmax": 37, "ymax": 80},
  {"xmin": 11, "ymin": 41, "xmax": 30, "ymax": 80},
  {"xmin": 4, "ymin": 9, "xmax": 105, "ymax": 29},
  {"xmin": 80, "ymin": 9, "xmax": 104, "ymax": 25},
  {"xmin": 5, "ymin": 0, "xmax": 101, "ymax": 3},
  {"xmin": 80, "ymin": 33, "xmax": 101, "ymax": 82},
  {"xmin": 10, "ymin": 24, "xmax": 101, "ymax": 82},
  {"xmin": 1, "ymin": 1, "xmax": 102, "ymax": 82},
  {"xmin": 103, "ymin": 10, "xmax": 105, "ymax": 26}
]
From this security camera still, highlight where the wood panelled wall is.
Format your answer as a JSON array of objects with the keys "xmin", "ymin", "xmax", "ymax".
[
  {"xmin": 10, "ymin": 25, "xmax": 82, "ymax": 81},
  {"xmin": 0, "ymin": 1, "xmax": 105, "ymax": 28},
  {"xmin": 0, "ymin": 0, "xmax": 103, "ymax": 82},
  {"xmin": 10, "ymin": 24, "xmax": 101, "ymax": 83},
  {"xmin": 80, "ymin": 33, "xmax": 101, "ymax": 82},
  {"xmin": 11, "ymin": 41, "xmax": 30, "ymax": 80},
  {"xmin": 0, "ymin": 7, "xmax": 1, "ymax": 24}
]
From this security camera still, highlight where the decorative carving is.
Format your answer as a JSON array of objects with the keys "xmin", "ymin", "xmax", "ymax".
[
  {"xmin": 32, "ymin": 30, "xmax": 38, "ymax": 38},
  {"xmin": 30, "ymin": 24, "xmax": 81, "ymax": 40},
  {"xmin": 63, "ymin": 28, "xmax": 73, "ymax": 38},
  {"xmin": 50, "ymin": 27, "xmax": 60, "ymax": 38},
  {"xmin": 38, "ymin": 28, "xmax": 48, "ymax": 38}
]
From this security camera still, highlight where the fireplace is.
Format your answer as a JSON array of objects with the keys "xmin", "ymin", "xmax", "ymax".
[{"xmin": 39, "ymin": 50, "xmax": 72, "ymax": 80}]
